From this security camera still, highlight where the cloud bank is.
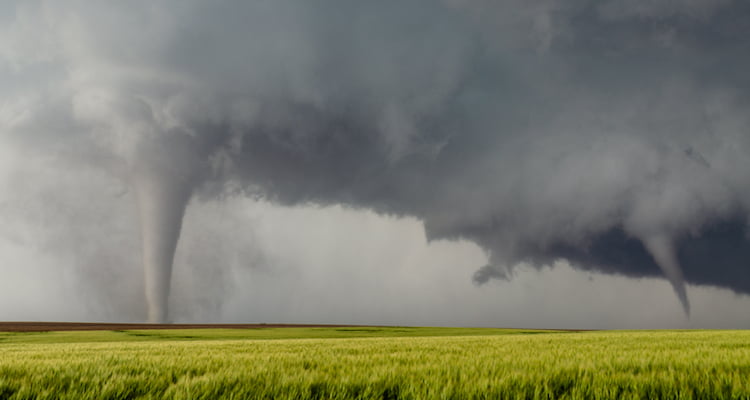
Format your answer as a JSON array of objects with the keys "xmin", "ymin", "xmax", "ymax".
[{"xmin": 2, "ymin": 0, "xmax": 750, "ymax": 320}]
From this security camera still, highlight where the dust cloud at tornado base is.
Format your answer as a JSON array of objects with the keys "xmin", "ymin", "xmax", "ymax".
[{"xmin": 2, "ymin": 1, "xmax": 750, "ymax": 324}]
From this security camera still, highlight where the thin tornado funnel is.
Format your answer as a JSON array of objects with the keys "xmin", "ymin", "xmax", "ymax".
[{"xmin": 642, "ymin": 234, "xmax": 690, "ymax": 315}]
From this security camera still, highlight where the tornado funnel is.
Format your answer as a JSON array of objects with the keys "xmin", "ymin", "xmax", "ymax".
[
  {"xmin": 642, "ymin": 234, "xmax": 690, "ymax": 315},
  {"xmin": 131, "ymin": 136, "xmax": 198, "ymax": 323}
]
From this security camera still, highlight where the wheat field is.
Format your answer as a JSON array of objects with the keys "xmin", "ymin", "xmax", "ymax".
[{"xmin": 0, "ymin": 327, "xmax": 748, "ymax": 399}]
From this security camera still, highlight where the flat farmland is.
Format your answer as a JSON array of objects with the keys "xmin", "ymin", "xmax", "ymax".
[{"xmin": 0, "ymin": 326, "xmax": 748, "ymax": 399}]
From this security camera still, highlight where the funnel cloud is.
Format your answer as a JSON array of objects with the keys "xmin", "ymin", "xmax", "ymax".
[
  {"xmin": 131, "ymin": 136, "xmax": 199, "ymax": 322},
  {"xmin": 2, "ymin": 0, "xmax": 750, "ymax": 323}
]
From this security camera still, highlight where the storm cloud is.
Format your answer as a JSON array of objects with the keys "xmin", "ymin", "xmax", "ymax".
[{"xmin": 2, "ymin": 0, "xmax": 750, "ymax": 321}]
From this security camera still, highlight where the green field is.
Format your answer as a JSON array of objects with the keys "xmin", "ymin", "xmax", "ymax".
[{"xmin": 1, "ymin": 327, "xmax": 749, "ymax": 399}]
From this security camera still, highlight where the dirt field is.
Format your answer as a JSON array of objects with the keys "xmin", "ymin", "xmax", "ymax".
[{"xmin": 0, "ymin": 322, "xmax": 356, "ymax": 332}]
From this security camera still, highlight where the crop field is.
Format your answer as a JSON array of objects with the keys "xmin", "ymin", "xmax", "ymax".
[{"xmin": 0, "ymin": 326, "xmax": 749, "ymax": 399}]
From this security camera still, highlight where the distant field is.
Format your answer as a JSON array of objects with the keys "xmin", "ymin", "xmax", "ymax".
[{"xmin": 0, "ymin": 327, "xmax": 748, "ymax": 399}]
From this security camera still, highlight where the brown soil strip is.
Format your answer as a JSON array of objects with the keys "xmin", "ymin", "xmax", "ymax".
[
  {"xmin": 0, "ymin": 322, "xmax": 358, "ymax": 332},
  {"xmin": 0, "ymin": 322, "xmax": 596, "ymax": 333}
]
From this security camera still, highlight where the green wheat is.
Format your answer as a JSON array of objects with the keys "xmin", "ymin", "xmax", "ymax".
[{"xmin": 1, "ymin": 328, "xmax": 748, "ymax": 399}]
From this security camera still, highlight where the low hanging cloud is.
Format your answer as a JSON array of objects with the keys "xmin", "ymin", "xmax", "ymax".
[{"xmin": 2, "ymin": 0, "xmax": 750, "ymax": 320}]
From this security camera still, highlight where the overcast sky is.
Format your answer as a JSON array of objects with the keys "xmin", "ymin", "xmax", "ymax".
[{"xmin": 2, "ymin": 0, "xmax": 750, "ymax": 328}]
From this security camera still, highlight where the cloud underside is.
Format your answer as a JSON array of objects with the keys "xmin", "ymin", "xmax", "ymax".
[{"xmin": 2, "ymin": 0, "xmax": 750, "ymax": 313}]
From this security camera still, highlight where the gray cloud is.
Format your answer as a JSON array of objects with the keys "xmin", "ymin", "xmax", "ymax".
[{"xmin": 2, "ymin": 0, "xmax": 750, "ymax": 321}]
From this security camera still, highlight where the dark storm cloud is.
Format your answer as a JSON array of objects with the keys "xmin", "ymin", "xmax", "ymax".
[{"xmin": 2, "ymin": 0, "xmax": 750, "ymax": 318}]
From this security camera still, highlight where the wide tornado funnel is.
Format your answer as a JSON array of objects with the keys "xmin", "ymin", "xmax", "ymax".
[{"xmin": 131, "ymin": 135, "xmax": 198, "ymax": 323}]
